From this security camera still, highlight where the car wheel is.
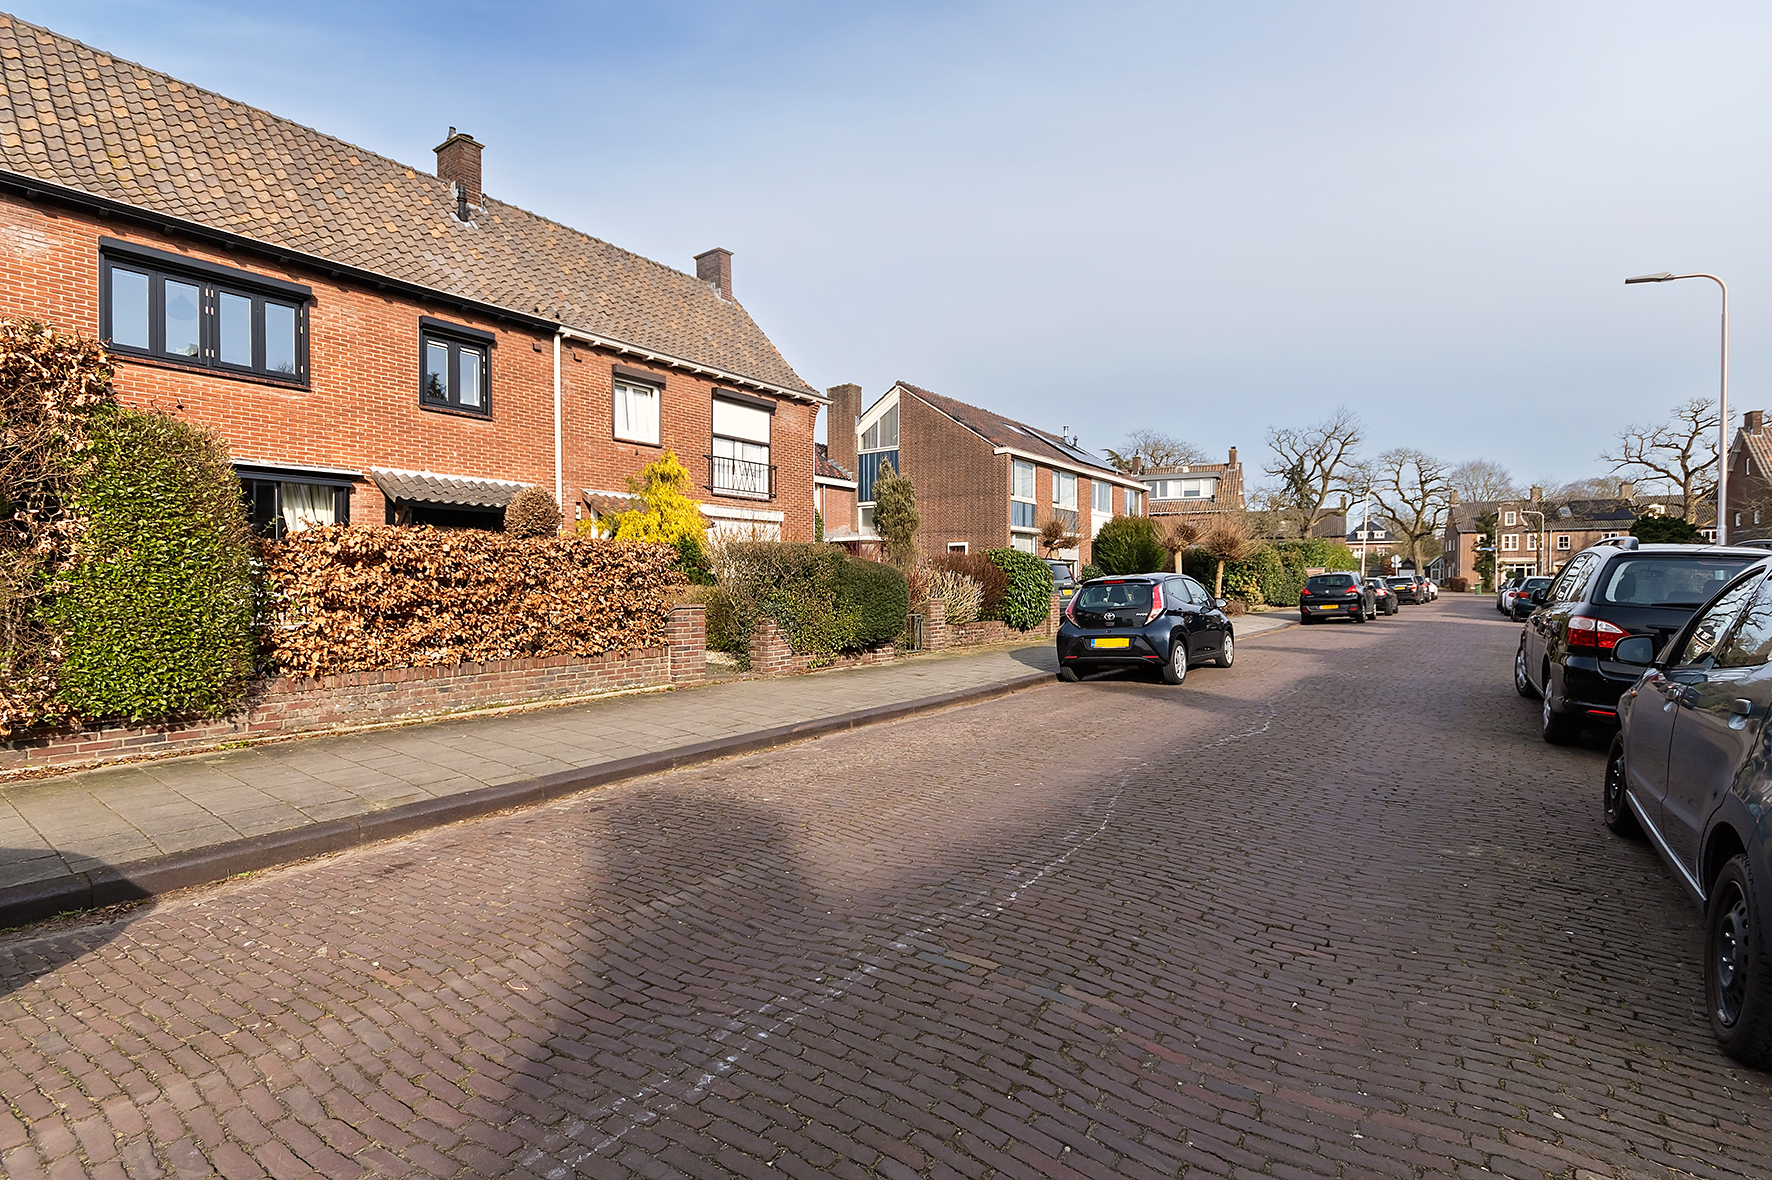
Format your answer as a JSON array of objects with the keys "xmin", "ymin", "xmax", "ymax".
[
  {"xmin": 1602, "ymin": 736, "xmax": 1642, "ymax": 838},
  {"xmin": 1707, "ymin": 855, "xmax": 1772, "ymax": 1068},
  {"xmin": 1514, "ymin": 640, "xmax": 1539, "ymax": 699},
  {"xmin": 1213, "ymin": 633, "xmax": 1234, "ymax": 668},
  {"xmin": 1300, "ymin": 614, "xmax": 1314, "ymax": 625},
  {"xmin": 1160, "ymin": 639, "xmax": 1187, "ymax": 685},
  {"xmin": 1541, "ymin": 683, "xmax": 1579, "ymax": 745},
  {"xmin": 1353, "ymin": 604, "xmax": 1367, "ymax": 623},
  {"xmin": 1058, "ymin": 667, "xmax": 1079, "ymax": 683}
]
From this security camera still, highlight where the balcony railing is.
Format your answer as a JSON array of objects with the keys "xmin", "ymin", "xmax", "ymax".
[{"xmin": 708, "ymin": 454, "xmax": 776, "ymax": 500}]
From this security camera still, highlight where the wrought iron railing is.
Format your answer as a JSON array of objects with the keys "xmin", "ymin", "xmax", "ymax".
[{"xmin": 707, "ymin": 454, "xmax": 776, "ymax": 500}]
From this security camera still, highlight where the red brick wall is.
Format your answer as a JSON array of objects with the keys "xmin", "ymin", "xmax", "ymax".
[
  {"xmin": 0, "ymin": 195, "xmax": 816, "ymax": 539},
  {"xmin": 898, "ymin": 392, "xmax": 1008, "ymax": 556}
]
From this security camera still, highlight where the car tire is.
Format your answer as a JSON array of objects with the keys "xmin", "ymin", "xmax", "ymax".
[
  {"xmin": 1160, "ymin": 639, "xmax": 1187, "ymax": 685},
  {"xmin": 1514, "ymin": 640, "xmax": 1540, "ymax": 699},
  {"xmin": 1541, "ymin": 684, "xmax": 1579, "ymax": 745},
  {"xmin": 1300, "ymin": 614, "xmax": 1314, "ymax": 625},
  {"xmin": 1707, "ymin": 855, "xmax": 1772, "ymax": 1068},
  {"xmin": 1058, "ymin": 667, "xmax": 1079, "ymax": 683},
  {"xmin": 1353, "ymin": 604, "xmax": 1367, "ymax": 623},
  {"xmin": 1602, "ymin": 736, "xmax": 1642, "ymax": 838},
  {"xmin": 1213, "ymin": 633, "xmax": 1234, "ymax": 668}
]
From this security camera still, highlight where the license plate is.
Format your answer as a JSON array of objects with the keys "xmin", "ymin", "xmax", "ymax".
[
  {"xmin": 1090, "ymin": 637, "xmax": 1130, "ymax": 648},
  {"xmin": 1320, "ymin": 604, "xmax": 1338, "ymax": 609}
]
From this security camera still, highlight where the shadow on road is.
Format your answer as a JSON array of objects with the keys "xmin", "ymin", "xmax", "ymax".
[{"xmin": 0, "ymin": 855, "xmax": 133, "ymax": 997}]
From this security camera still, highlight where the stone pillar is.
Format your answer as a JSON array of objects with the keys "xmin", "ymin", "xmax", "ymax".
[
  {"xmin": 668, "ymin": 603, "xmax": 706, "ymax": 686},
  {"xmin": 924, "ymin": 599, "xmax": 947, "ymax": 651}
]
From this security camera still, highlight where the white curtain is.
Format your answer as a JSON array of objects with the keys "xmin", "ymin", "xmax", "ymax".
[{"xmin": 280, "ymin": 482, "xmax": 335, "ymax": 534}]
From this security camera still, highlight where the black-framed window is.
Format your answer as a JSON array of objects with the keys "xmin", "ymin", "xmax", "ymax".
[
  {"xmin": 419, "ymin": 317, "xmax": 493, "ymax": 416},
  {"xmin": 239, "ymin": 474, "xmax": 353, "ymax": 540},
  {"xmin": 99, "ymin": 241, "xmax": 309, "ymax": 383}
]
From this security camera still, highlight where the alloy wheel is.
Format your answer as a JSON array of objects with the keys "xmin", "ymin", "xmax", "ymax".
[{"xmin": 1717, "ymin": 883, "xmax": 1752, "ymax": 1028}]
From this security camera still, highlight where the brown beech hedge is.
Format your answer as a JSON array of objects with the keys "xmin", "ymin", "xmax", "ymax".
[{"xmin": 262, "ymin": 526, "xmax": 681, "ymax": 677}]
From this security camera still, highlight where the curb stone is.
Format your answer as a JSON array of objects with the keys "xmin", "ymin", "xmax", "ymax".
[{"xmin": 0, "ymin": 669, "xmax": 1056, "ymax": 929}]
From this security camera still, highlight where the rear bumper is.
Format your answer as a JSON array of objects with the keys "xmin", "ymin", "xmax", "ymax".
[
  {"xmin": 1300, "ymin": 601, "xmax": 1362, "ymax": 617},
  {"xmin": 1558, "ymin": 657, "xmax": 1634, "ymax": 718},
  {"xmin": 1056, "ymin": 626, "xmax": 1165, "ymax": 665}
]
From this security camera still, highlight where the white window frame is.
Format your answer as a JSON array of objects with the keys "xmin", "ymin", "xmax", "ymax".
[
  {"xmin": 1092, "ymin": 480, "xmax": 1112, "ymax": 513},
  {"xmin": 947, "ymin": 542, "xmax": 968, "ymax": 554},
  {"xmin": 613, "ymin": 379, "xmax": 661, "ymax": 446},
  {"xmin": 1526, "ymin": 533, "xmax": 1538, "ymax": 550},
  {"xmin": 1504, "ymin": 510, "xmax": 1517, "ymax": 526},
  {"xmin": 1556, "ymin": 535, "xmax": 1571, "ymax": 551},
  {"xmin": 1123, "ymin": 486, "xmax": 1139, "ymax": 515},
  {"xmin": 1054, "ymin": 470, "xmax": 1077, "ymax": 510},
  {"xmin": 1502, "ymin": 534, "xmax": 1519, "ymax": 551}
]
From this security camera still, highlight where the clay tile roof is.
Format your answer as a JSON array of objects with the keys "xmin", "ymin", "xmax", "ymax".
[
  {"xmin": 1743, "ymin": 429, "xmax": 1772, "ymax": 476},
  {"xmin": 0, "ymin": 14, "xmax": 815, "ymax": 396},
  {"xmin": 814, "ymin": 443, "xmax": 853, "ymax": 481},
  {"xmin": 579, "ymin": 490, "xmax": 638, "ymax": 518},
  {"xmin": 370, "ymin": 467, "xmax": 528, "ymax": 509},
  {"xmin": 895, "ymin": 382, "xmax": 1125, "ymax": 479}
]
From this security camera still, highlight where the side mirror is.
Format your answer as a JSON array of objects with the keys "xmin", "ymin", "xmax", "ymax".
[
  {"xmin": 1530, "ymin": 587, "xmax": 1550, "ymax": 605},
  {"xmin": 1613, "ymin": 635, "xmax": 1655, "ymax": 666},
  {"xmin": 1216, "ymin": 598, "xmax": 1228, "ymax": 610}
]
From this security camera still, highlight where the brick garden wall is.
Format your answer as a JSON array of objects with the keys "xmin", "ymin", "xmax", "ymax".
[{"xmin": 0, "ymin": 606, "xmax": 707, "ymax": 777}]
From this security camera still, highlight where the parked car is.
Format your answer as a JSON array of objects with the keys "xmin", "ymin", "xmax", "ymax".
[
  {"xmin": 1364, "ymin": 576, "xmax": 1398, "ymax": 615},
  {"xmin": 1606, "ymin": 556, "xmax": 1772, "ymax": 1064},
  {"xmin": 1507, "ymin": 576, "xmax": 1553, "ymax": 619},
  {"xmin": 1300, "ymin": 572, "xmax": 1376, "ymax": 623},
  {"xmin": 1497, "ymin": 573, "xmax": 1526, "ymax": 613},
  {"xmin": 1056, "ymin": 574, "xmax": 1234, "ymax": 684},
  {"xmin": 1421, "ymin": 578, "xmax": 1440, "ymax": 600},
  {"xmin": 1044, "ymin": 559, "xmax": 1078, "ymax": 605},
  {"xmin": 1514, "ymin": 538, "xmax": 1764, "ymax": 743},
  {"xmin": 1387, "ymin": 575, "xmax": 1427, "ymax": 605}
]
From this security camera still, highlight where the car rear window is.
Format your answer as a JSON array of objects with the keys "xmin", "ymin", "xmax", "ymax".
[
  {"xmin": 1386, "ymin": 577, "xmax": 1412, "ymax": 586},
  {"xmin": 1306, "ymin": 574, "xmax": 1357, "ymax": 591},
  {"xmin": 1595, "ymin": 555, "xmax": 1760, "ymax": 608},
  {"xmin": 1075, "ymin": 581, "xmax": 1154, "ymax": 612}
]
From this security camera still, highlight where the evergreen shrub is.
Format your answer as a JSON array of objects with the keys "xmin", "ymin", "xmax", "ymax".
[
  {"xmin": 985, "ymin": 548, "xmax": 1054, "ymax": 630},
  {"xmin": 1092, "ymin": 516, "xmax": 1166, "ymax": 574},
  {"xmin": 45, "ymin": 407, "xmax": 258, "ymax": 722},
  {"xmin": 708, "ymin": 542, "xmax": 908, "ymax": 658},
  {"xmin": 1079, "ymin": 563, "xmax": 1104, "ymax": 582}
]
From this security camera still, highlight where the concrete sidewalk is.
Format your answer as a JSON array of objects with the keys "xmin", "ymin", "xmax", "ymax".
[{"xmin": 0, "ymin": 612, "xmax": 1294, "ymax": 926}]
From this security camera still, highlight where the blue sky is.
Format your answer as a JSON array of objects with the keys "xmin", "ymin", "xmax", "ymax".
[{"xmin": 20, "ymin": 1, "xmax": 1772, "ymax": 487}]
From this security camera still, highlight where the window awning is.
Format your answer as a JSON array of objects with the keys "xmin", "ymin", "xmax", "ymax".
[{"xmin": 370, "ymin": 467, "xmax": 529, "ymax": 509}]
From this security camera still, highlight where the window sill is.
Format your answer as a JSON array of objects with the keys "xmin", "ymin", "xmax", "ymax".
[
  {"xmin": 419, "ymin": 400, "xmax": 493, "ymax": 421},
  {"xmin": 111, "ymin": 351, "xmax": 310, "ymax": 392},
  {"xmin": 711, "ymin": 488, "xmax": 774, "ymax": 502},
  {"xmin": 615, "ymin": 436, "xmax": 662, "ymax": 448}
]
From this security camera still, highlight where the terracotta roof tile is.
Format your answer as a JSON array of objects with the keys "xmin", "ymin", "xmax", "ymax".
[
  {"xmin": 0, "ymin": 14, "xmax": 815, "ymax": 395},
  {"xmin": 896, "ymin": 382, "xmax": 1126, "ymax": 479},
  {"xmin": 370, "ymin": 467, "xmax": 528, "ymax": 509},
  {"xmin": 814, "ymin": 443, "xmax": 853, "ymax": 481}
]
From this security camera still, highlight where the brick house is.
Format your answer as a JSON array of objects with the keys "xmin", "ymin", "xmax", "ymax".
[
  {"xmin": 1724, "ymin": 409, "xmax": 1772, "ymax": 542},
  {"xmin": 1142, "ymin": 449, "xmax": 1245, "ymax": 520},
  {"xmin": 813, "ymin": 443, "xmax": 858, "ymax": 545},
  {"xmin": 1438, "ymin": 486, "xmax": 1676, "ymax": 584},
  {"xmin": 823, "ymin": 382, "xmax": 1148, "ymax": 565},
  {"xmin": 0, "ymin": 16, "xmax": 823, "ymax": 540}
]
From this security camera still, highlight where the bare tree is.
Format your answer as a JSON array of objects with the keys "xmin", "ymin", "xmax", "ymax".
[
  {"xmin": 1264, "ymin": 408, "xmax": 1364, "ymax": 536},
  {"xmin": 1103, "ymin": 429, "xmax": 1209, "ymax": 473},
  {"xmin": 1371, "ymin": 448, "xmax": 1451, "ymax": 576},
  {"xmin": 1600, "ymin": 397, "xmax": 1719, "ymax": 523},
  {"xmin": 1546, "ymin": 476, "xmax": 1625, "ymax": 500},
  {"xmin": 1448, "ymin": 459, "xmax": 1518, "ymax": 503},
  {"xmin": 1038, "ymin": 516, "xmax": 1079, "ymax": 557}
]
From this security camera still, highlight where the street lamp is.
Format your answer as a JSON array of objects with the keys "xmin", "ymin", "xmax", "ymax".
[
  {"xmin": 1521, "ymin": 509, "xmax": 1545, "ymax": 576},
  {"xmin": 1625, "ymin": 271, "xmax": 1729, "ymax": 544}
]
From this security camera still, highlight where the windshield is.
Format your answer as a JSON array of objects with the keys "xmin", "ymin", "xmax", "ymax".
[
  {"xmin": 1306, "ymin": 574, "xmax": 1357, "ymax": 591},
  {"xmin": 1075, "ymin": 581, "xmax": 1154, "ymax": 612},
  {"xmin": 1596, "ymin": 555, "xmax": 1759, "ymax": 608}
]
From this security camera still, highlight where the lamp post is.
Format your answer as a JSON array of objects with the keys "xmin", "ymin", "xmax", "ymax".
[
  {"xmin": 1521, "ymin": 509, "xmax": 1545, "ymax": 576},
  {"xmin": 1626, "ymin": 271, "xmax": 1729, "ymax": 544}
]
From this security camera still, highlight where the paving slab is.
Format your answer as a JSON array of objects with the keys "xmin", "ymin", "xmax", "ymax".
[{"xmin": 0, "ymin": 614, "xmax": 1295, "ymax": 926}]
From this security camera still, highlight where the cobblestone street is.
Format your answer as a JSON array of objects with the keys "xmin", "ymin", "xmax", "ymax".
[{"xmin": 3, "ymin": 596, "xmax": 1767, "ymax": 1179}]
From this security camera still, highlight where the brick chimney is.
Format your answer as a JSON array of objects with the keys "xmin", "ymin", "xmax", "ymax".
[
  {"xmin": 1747, "ymin": 410, "xmax": 1765, "ymax": 433},
  {"xmin": 826, "ymin": 383, "xmax": 862, "ymax": 474},
  {"xmin": 434, "ymin": 128, "xmax": 483, "ymax": 212},
  {"xmin": 1227, "ymin": 446, "xmax": 1238, "ymax": 467},
  {"xmin": 1448, "ymin": 489, "xmax": 1459, "ymax": 506},
  {"xmin": 696, "ymin": 248, "xmax": 733, "ymax": 299},
  {"xmin": 1530, "ymin": 485, "xmax": 1543, "ymax": 502},
  {"xmin": 1619, "ymin": 480, "xmax": 1635, "ymax": 500}
]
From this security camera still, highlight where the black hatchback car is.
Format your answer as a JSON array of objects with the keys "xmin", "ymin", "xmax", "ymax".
[
  {"xmin": 1386, "ymin": 575, "xmax": 1427, "ymax": 605},
  {"xmin": 1515, "ymin": 539, "xmax": 1765, "ymax": 743},
  {"xmin": 1056, "ymin": 574, "xmax": 1233, "ymax": 684},
  {"xmin": 1606, "ymin": 556, "xmax": 1772, "ymax": 1064},
  {"xmin": 1299, "ymin": 572, "xmax": 1375, "ymax": 623}
]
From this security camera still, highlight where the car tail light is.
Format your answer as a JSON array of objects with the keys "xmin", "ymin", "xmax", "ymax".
[
  {"xmin": 1064, "ymin": 594, "xmax": 1077, "ymax": 625},
  {"xmin": 1145, "ymin": 582, "xmax": 1164, "ymax": 624},
  {"xmin": 1301, "ymin": 588, "xmax": 1311, "ymax": 596},
  {"xmin": 1566, "ymin": 616, "xmax": 1627, "ymax": 651}
]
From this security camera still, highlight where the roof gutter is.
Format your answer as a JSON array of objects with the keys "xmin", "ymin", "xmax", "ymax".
[{"xmin": 556, "ymin": 325, "xmax": 825, "ymax": 406}]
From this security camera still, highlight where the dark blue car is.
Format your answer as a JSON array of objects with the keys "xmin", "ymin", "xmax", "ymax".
[{"xmin": 1055, "ymin": 573, "xmax": 1234, "ymax": 685}]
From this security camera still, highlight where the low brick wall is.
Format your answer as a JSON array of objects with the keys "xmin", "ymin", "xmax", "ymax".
[
  {"xmin": 923, "ymin": 594, "xmax": 1061, "ymax": 651},
  {"xmin": 748, "ymin": 618, "xmax": 898, "ymax": 675},
  {"xmin": 0, "ymin": 605, "xmax": 708, "ymax": 777}
]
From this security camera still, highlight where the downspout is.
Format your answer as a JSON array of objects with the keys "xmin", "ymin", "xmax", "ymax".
[{"xmin": 553, "ymin": 329, "xmax": 564, "ymax": 519}]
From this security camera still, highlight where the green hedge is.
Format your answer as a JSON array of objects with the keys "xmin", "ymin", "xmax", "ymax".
[
  {"xmin": 707, "ymin": 542, "xmax": 908, "ymax": 660},
  {"xmin": 44, "ymin": 407, "xmax": 258, "ymax": 722},
  {"xmin": 1092, "ymin": 516, "xmax": 1166, "ymax": 574},
  {"xmin": 985, "ymin": 548, "xmax": 1054, "ymax": 630},
  {"xmin": 1183, "ymin": 538, "xmax": 1360, "ymax": 607}
]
